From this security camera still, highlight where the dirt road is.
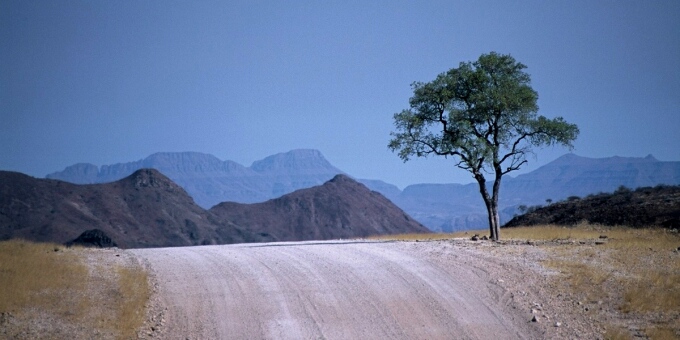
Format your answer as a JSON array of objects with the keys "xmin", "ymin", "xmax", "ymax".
[{"xmin": 132, "ymin": 240, "xmax": 544, "ymax": 339}]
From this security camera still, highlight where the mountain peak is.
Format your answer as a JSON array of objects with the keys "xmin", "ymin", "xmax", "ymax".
[
  {"xmin": 329, "ymin": 174, "xmax": 353, "ymax": 182},
  {"xmin": 46, "ymin": 163, "xmax": 100, "ymax": 184},
  {"xmin": 250, "ymin": 149, "xmax": 342, "ymax": 175},
  {"xmin": 210, "ymin": 171, "xmax": 428, "ymax": 241},
  {"xmin": 144, "ymin": 151, "xmax": 221, "ymax": 162},
  {"xmin": 127, "ymin": 168, "xmax": 179, "ymax": 190},
  {"xmin": 549, "ymin": 153, "xmax": 664, "ymax": 167},
  {"xmin": 550, "ymin": 153, "xmax": 589, "ymax": 165}
]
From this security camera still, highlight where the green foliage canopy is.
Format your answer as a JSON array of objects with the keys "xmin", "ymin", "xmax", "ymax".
[
  {"xmin": 389, "ymin": 52, "xmax": 579, "ymax": 240},
  {"xmin": 389, "ymin": 52, "xmax": 578, "ymax": 174}
]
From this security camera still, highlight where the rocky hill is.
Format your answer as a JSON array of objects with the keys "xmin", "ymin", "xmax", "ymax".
[
  {"xmin": 503, "ymin": 185, "xmax": 680, "ymax": 228},
  {"xmin": 45, "ymin": 151, "xmax": 680, "ymax": 232},
  {"xmin": 210, "ymin": 175, "xmax": 429, "ymax": 242},
  {"xmin": 0, "ymin": 169, "xmax": 253, "ymax": 248},
  {"xmin": 1, "ymin": 171, "xmax": 426, "ymax": 247}
]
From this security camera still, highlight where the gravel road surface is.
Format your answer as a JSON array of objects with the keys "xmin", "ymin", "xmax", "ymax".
[{"xmin": 132, "ymin": 240, "xmax": 544, "ymax": 339}]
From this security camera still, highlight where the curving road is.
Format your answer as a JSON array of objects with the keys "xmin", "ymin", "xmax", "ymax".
[{"xmin": 132, "ymin": 240, "xmax": 538, "ymax": 339}]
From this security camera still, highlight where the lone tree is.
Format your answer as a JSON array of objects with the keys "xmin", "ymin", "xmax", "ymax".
[{"xmin": 389, "ymin": 52, "xmax": 579, "ymax": 240}]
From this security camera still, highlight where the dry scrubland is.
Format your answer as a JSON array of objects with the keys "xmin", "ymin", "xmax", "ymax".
[
  {"xmin": 0, "ymin": 240, "xmax": 149, "ymax": 339},
  {"xmin": 374, "ymin": 223, "xmax": 680, "ymax": 339},
  {"xmin": 1, "ymin": 224, "xmax": 677, "ymax": 339},
  {"xmin": 522, "ymin": 225, "xmax": 679, "ymax": 340}
]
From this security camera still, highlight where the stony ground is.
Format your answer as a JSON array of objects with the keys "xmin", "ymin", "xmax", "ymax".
[{"xmin": 454, "ymin": 237, "xmax": 679, "ymax": 339}]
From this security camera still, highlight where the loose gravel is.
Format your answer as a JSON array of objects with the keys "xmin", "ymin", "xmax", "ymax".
[{"xmin": 130, "ymin": 239, "xmax": 599, "ymax": 339}]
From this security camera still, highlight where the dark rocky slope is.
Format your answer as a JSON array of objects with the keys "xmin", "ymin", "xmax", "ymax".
[
  {"xmin": 0, "ymin": 169, "xmax": 253, "ymax": 248},
  {"xmin": 503, "ymin": 185, "xmax": 680, "ymax": 229},
  {"xmin": 1, "ymin": 171, "xmax": 427, "ymax": 247},
  {"xmin": 210, "ymin": 175, "xmax": 430, "ymax": 242}
]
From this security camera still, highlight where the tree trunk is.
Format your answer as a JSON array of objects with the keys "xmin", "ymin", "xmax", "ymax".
[
  {"xmin": 484, "ymin": 200, "xmax": 497, "ymax": 240},
  {"xmin": 473, "ymin": 173, "xmax": 497, "ymax": 240},
  {"xmin": 489, "ymin": 200, "xmax": 500, "ymax": 241},
  {"xmin": 491, "ymin": 176, "xmax": 502, "ymax": 241}
]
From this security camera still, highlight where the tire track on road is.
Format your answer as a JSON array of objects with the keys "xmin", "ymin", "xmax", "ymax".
[{"xmin": 132, "ymin": 241, "xmax": 540, "ymax": 339}]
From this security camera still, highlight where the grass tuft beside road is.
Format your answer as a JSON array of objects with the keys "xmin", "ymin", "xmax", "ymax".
[{"xmin": 0, "ymin": 239, "xmax": 149, "ymax": 339}]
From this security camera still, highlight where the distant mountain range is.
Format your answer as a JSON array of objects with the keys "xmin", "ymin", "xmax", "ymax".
[
  {"xmin": 46, "ymin": 150, "xmax": 680, "ymax": 232},
  {"xmin": 47, "ymin": 150, "xmax": 343, "ymax": 208},
  {"xmin": 1, "ymin": 170, "xmax": 427, "ymax": 248},
  {"xmin": 385, "ymin": 153, "xmax": 680, "ymax": 231}
]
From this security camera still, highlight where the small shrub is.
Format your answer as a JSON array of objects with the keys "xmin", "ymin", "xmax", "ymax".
[{"xmin": 615, "ymin": 185, "xmax": 631, "ymax": 194}]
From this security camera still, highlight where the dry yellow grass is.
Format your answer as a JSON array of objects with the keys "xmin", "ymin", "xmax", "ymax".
[
  {"xmin": 115, "ymin": 265, "xmax": 150, "ymax": 339},
  {"xmin": 503, "ymin": 224, "xmax": 680, "ymax": 339},
  {"xmin": 0, "ymin": 239, "xmax": 150, "ymax": 339},
  {"xmin": 503, "ymin": 225, "xmax": 680, "ymax": 309},
  {"xmin": 0, "ymin": 240, "xmax": 87, "ymax": 318},
  {"xmin": 374, "ymin": 224, "xmax": 680, "ymax": 338},
  {"xmin": 501, "ymin": 222, "xmax": 625, "ymax": 241},
  {"xmin": 368, "ymin": 228, "xmax": 496, "ymax": 241}
]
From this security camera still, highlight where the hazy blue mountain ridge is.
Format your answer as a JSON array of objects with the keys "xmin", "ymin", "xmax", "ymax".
[
  {"xmin": 363, "ymin": 153, "xmax": 680, "ymax": 232},
  {"xmin": 47, "ymin": 151, "xmax": 680, "ymax": 232},
  {"xmin": 48, "ymin": 150, "xmax": 345, "ymax": 208}
]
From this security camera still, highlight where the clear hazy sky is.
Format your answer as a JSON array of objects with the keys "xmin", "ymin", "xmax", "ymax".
[{"xmin": 2, "ymin": 0, "xmax": 679, "ymax": 189}]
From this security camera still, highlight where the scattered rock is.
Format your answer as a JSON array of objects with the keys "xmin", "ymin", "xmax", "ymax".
[
  {"xmin": 481, "ymin": 235, "xmax": 489, "ymax": 240},
  {"xmin": 555, "ymin": 321, "xmax": 562, "ymax": 327},
  {"xmin": 531, "ymin": 315, "xmax": 539, "ymax": 322},
  {"xmin": 598, "ymin": 235, "xmax": 608, "ymax": 239},
  {"xmin": 0, "ymin": 312, "xmax": 14, "ymax": 325},
  {"xmin": 471, "ymin": 234, "xmax": 480, "ymax": 241}
]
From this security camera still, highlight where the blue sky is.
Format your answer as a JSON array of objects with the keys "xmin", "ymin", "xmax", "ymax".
[{"xmin": 2, "ymin": 0, "xmax": 679, "ymax": 189}]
